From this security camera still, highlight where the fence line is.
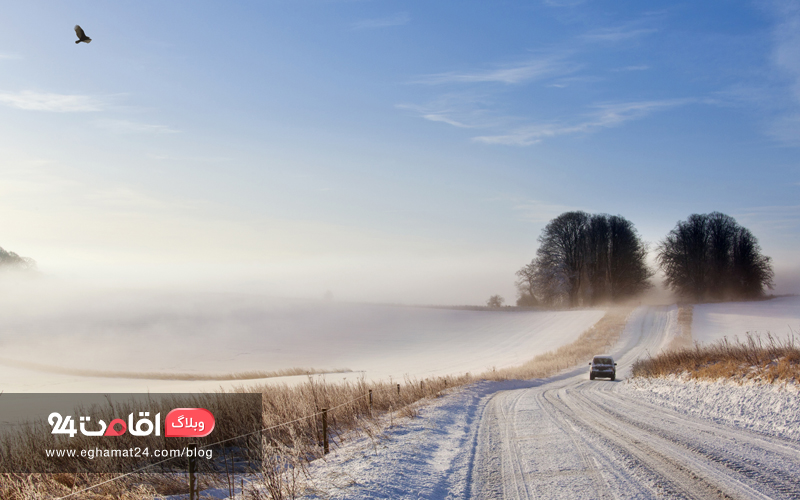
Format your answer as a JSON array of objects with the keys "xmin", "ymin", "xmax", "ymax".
[{"xmin": 54, "ymin": 391, "xmax": 376, "ymax": 500}]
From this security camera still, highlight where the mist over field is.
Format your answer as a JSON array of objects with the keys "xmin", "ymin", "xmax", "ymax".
[
  {"xmin": 1, "ymin": 0, "xmax": 799, "ymax": 397},
  {"xmin": 0, "ymin": 279, "xmax": 606, "ymax": 392}
]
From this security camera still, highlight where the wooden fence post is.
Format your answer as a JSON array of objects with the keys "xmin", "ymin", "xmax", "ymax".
[
  {"xmin": 188, "ymin": 442, "xmax": 197, "ymax": 500},
  {"xmin": 368, "ymin": 390, "xmax": 373, "ymax": 414},
  {"xmin": 397, "ymin": 383, "xmax": 400, "ymax": 396},
  {"xmin": 322, "ymin": 408, "xmax": 329, "ymax": 455}
]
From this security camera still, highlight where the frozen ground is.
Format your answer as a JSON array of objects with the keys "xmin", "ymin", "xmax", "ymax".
[
  {"xmin": 210, "ymin": 306, "xmax": 800, "ymax": 500},
  {"xmin": 0, "ymin": 288, "xmax": 604, "ymax": 392},
  {"xmin": 692, "ymin": 295, "xmax": 800, "ymax": 345},
  {"xmin": 622, "ymin": 376, "xmax": 800, "ymax": 442}
]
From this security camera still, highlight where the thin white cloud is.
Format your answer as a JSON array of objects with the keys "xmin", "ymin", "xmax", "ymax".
[
  {"xmin": 419, "ymin": 113, "xmax": 473, "ymax": 128},
  {"xmin": 0, "ymin": 90, "xmax": 104, "ymax": 112},
  {"xmin": 543, "ymin": 0, "xmax": 586, "ymax": 6},
  {"xmin": 412, "ymin": 57, "xmax": 574, "ymax": 85},
  {"xmin": 546, "ymin": 75, "xmax": 605, "ymax": 88},
  {"xmin": 96, "ymin": 119, "xmax": 179, "ymax": 134},
  {"xmin": 395, "ymin": 98, "xmax": 510, "ymax": 130},
  {"xmin": 772, "ymin": 1, "xmax": 800, "ymax": 102},
  {"xmin": 765, "ymin": 0, "xmax": 800, "ymax": 145},
  {"xmin": 148, "ymin": 154, "xmax": 232, "ymax": 162},
  {"xmin": 0, "ymin": 53, "xmax": 22, "ymax": 60},
  {"xmin": 395, "ymin": 104, "xmax": 478, "ymax": 128},
  {"xmin": 473, "ymin": 99, "xmax": 692, "ymax": 146},
  {"xmin": 614, "ymin": 65, "xmax": 651, "ymax": 72},
  {"xmin": 351, "ymin": 12, "xmax": 410, "ymax": 30},
  {"xmin": 735, "ymin": 204, "xmax": 800, "ymax": 231},
  {"xmin": 583, "ymin": 27, "xmax": 657, "ymax": 43},
  {"xmin": 513, "ymin": 199, "xmax": 580, "ymax": 223}
]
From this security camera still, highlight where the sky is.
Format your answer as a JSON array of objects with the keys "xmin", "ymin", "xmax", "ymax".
[{"xmin": 1, "ymin": 0, "xmax": 799, "ymax": 304}]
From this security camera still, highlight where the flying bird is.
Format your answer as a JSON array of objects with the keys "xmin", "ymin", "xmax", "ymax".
[{"xmin": 74, "ymin": 25, "xmax": 91, "ymax": 44}]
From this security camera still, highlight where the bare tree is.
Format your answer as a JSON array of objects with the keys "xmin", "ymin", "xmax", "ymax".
[
  {"xmin": 657, "ymin": 212, "xmax": 773, "ymax": 301},
  {"xmin": 519, "ymin": 212, "xmax": 652, "ymax": 308},
  {"xmin": 514, "ymin": 262, "xmax": 539, "ymax": 306},
  {"xmin": 0, "ymin": 246, "xmax": 36, "ymax": 271},
  {"xmin": 538, "ymin": 211, "xmax": 590, "ymax": 307},
  {"xmin": 606, "ymin": 215, "xmax": 653, "ymax": 301},
  {"xmin": 486, "ymin": 295, "xmax": 505, "ymax": 308}
]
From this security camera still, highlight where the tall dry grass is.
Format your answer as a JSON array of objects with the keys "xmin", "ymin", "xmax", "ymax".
[
  {"xmin": 632, "ymin": 332, "xmax": 800, "ymax": 383},
  {"xmin": 0, "ymin": 374, "xmax": 469, "ymax": 500},
  {"xmin": 0, "ymin": 308, "xmax": 629, "ymax": 499}
]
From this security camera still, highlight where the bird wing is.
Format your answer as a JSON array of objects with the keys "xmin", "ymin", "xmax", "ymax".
[{"xmin": 75, "ymin": 25, "xmax": 86, "ymax": 39}]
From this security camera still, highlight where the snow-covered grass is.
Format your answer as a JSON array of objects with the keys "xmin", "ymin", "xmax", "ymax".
[
  {"xmin": 0, "ymin": 375, "xmax": 466, "ymax": 499},
  {"xmin": 692, "ymin": 295, "xmax": 800, "ymax": 345},
  {"xmin": 620, "ymin": 375, "xmax": 800, "ymax": 441}
]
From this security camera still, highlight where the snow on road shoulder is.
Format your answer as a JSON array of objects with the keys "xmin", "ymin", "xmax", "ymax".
[
  {"xmin": 618, "ymin": 376, "xmax": 800, "ymax": 441},
  {"xmin": 297, "ymin": 379, "xmax": 538, "ymax": 500}
]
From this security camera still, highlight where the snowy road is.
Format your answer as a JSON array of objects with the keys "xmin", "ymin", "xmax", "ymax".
[
  {"xmin": 469, "ymin": 307, "xmax": 800, "ymax": 499},
  {"xmin": 296, "ymin": 306, "xmax": 800, "ymax": 500}
]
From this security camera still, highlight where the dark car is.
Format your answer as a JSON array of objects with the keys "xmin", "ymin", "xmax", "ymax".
[{"xmin": 589, "ymin": 355, "xmax": 617, "ymax": 380}]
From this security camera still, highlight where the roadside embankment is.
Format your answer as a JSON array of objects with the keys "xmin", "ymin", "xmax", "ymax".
[
  {"xmin": 631, "ymin": 332, "xmax": 800, "ymax": 384},
  {"xmin": 620, "ymin": 375, "xmax": 800, "ymax": 441}
]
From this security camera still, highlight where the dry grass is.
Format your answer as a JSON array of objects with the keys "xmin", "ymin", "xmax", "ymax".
[
  {"xmin": 0, "ymin": 308, "xmax": 630, "ymax": 499},
  {"xmin": 632, "ymin": 332, "xmax": 800, "ymax": 384},
  {"xmin": 484, "ymin": 307, "xmax": 633, "ymax": 381},
  {"xmin": 0, "ymin": 374, "xmax": 469, "ymax": 499}
]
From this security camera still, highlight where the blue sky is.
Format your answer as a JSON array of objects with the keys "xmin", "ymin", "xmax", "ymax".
[{"xmin": 1, "ymin": 1, "xmax": 799, "ymax": 303}]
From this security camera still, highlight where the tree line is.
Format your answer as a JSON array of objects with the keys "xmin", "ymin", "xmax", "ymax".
[
  {"xmin": 515, "ymin": 211, "xmax": 773, "ymax": 307},
  {"xmin": 0, "ymin": 246, "xmax": 36, "ymax": 271}
]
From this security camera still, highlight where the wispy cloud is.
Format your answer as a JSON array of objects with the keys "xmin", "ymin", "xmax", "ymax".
[
  {"xmin": 96, "ymin": 119, "xmax": 179, "ymax": 134},
  {"xmin": 614, "ymin": 65, "xmax": 650, "ymax": 72},
  {"xmin": 148, "ymin": 154, "xmax": 232, "ymax": 162},
  {"xmin": 735, "ymin": 204, "xmax": 800, "ymax": 231},
  {"xmin": 543, "ymin": 0, "xmax": 586, "ymax": 6},
  {"xmin": 765, "ymin": 1, "xmax": 800, "ymax": 145},
  {"xmin": 583, "ymin": 27, "xmax": 657, "ymax": 43},
  {"xmin": 412, "ymin": 56, "xmax": 575, "ymax": 85},
  {"xmin": 0, "ymin": 90, "xmax": 104, "ymax": 112},
  {"xmin": 513, "ymin": 199, "xmax": 580, "ymax": 222},
  {"xmin": 395, "ymin": 93, "xmax": 512, "ymax": 130},
  {"xmin": 0, "ymin": 53, "xmax": 22, "ymax": 60},
  {"xmin": 395, "ymin": 103, "xmax": 479, "ymax": 128},
  {"xmin": 351, "ymin": 12, "xmax": 410, "ymax": 30},
  {"xmin": 772, "ymin": 1, "xmax": 800, "ymax": 102},
  {"xmin": 473, "ymin": 99, "xmax": 692, "ymax": 146},
  {"xmin": 546, "ymin": 75, "xmax": 605, "ymax": 88}
]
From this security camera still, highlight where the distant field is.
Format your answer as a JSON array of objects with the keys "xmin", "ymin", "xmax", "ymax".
[
  {"xmin": 0, "ymin": 290, "xmax": 605, "ymax": 392},
  {"xmin": 692, "ymin": 296, "xmax": 800, "ymax": 345}
]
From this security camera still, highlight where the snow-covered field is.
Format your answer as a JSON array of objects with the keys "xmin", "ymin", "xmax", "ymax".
[
  {"xmin": 0, "ymin": 289, "xmax": 605, "ymax": 392},
  {"xmin": 621, "ymin": 376, "xmax": 800, "ymax": 441},
  {"xmin": 692, "ymin": 295, "xmax": 800, "ymax": 345},
  {"xmin": 242, "ymin": 306, "xmax": 799, "ymax": 500},
  {"xmin": 276, "ymin": 375, "xmax": 800, "ymax": 500}
]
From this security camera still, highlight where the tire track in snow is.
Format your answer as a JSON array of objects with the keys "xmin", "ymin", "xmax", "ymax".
[{"xmin": 469, "ymin": 306, "xmax": 800, "ymax": 499}]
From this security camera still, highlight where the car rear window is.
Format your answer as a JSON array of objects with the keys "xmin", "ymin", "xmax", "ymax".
[{"xmin": 593, "ymin": 357, "xmax": 613, "ymax": 365}]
